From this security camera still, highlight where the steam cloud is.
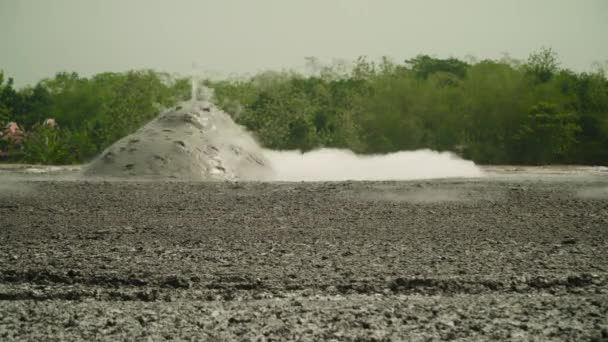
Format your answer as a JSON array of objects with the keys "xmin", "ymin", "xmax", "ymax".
[{"xmin": 263, "ymin": 148, "xmax": 482, "ymax": 181}]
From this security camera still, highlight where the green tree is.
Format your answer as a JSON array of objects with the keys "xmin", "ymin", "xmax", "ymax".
[
  {"xmin": 0, "ymin": 103, "xmax": 10, "ymax": 125},
  {"xmin": 405, "ymin": 55, "xmax": 470, "ymax": 80},
  {"xmin": 460, "ymin": 60, "xmax": 531, "ymax": 163},
  {"xmin": 0, "ymin": 71, "xmax": 19, "ymax": 124},
  {"xmin": 239, "ymin": 78, "xmax": 320, "ymax": 150},
  {"xmin": 526, "ymin": 47, "xmax": 560, "ymax": 83},
  {"xmin": 15, "ymin": 83, "xmax": 52, "ymax": 129},
  {"xmin": 514, "ymin": 102, "xmax": 581, "ymax": 164}
]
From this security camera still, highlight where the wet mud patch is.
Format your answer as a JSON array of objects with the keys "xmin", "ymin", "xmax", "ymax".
[
  {"xmin": 0, "ymin": 181, "xmax": 36, "ymax": 199},
  {"xmin": 344, "ymin": 182, "xmax": 504, "ymax": 204},
  {"xmin": 577, "ymin": 186, "xmax": 608, "ymax": 200},
  {"xmin": 364, "ymin": 188, "xmax": 473, "ymax": 203}
]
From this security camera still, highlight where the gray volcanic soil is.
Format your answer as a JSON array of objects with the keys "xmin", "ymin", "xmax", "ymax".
[
  {"xmin": 1, "ymin": 175, "xmax": 608, "ymax": 341},
  {"xmin": 83, "ymin": 101, "xmax": 272, "ymax": 181}
]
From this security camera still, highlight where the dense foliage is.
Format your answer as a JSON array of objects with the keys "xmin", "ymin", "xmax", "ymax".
[
  {"xmin": 1, "ymin": 48, "xmax": 607, "ymax": 165},
  {"xmin": 211, "ymin": 49, "xmax": 608, "ymax": 165},
  {"xmin": 0, "ymin": 70, "xmax": 189, "ymax": 163}
]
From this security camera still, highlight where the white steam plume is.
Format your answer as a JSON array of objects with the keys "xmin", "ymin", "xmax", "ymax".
[{"xmin": 263, "ymin": 148, "xmax": 483, "ymax": 181}]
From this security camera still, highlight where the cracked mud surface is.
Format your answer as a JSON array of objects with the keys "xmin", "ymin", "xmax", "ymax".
[{"xmin": 1, "ymin": 175, "xmax": 607, "ymax": 341}]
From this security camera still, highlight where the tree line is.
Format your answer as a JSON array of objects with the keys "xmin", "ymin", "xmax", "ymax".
[{"xmin": 1, "ymin": 48, "xmax": 607, "ymax": 165}]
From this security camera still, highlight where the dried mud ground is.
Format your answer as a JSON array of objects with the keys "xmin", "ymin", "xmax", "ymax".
[{"xmin": 1, "ymin": 169, "xmax": 608, "ymax": 341}]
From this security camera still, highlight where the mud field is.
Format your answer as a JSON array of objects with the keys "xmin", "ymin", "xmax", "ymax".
[{"xmin": 1, "ymin": 168, "xmax": 607, "ymax": 341}]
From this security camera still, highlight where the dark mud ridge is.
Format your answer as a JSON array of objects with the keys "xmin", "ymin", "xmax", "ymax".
[{"xmin": 1, "ymin": 178, "xmax": 607, "ymax": 340}]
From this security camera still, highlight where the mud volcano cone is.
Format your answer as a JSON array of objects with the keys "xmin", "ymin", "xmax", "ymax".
[{"xmin": 83, "ymin": 101, "xmax": 272, "ymax": 181}]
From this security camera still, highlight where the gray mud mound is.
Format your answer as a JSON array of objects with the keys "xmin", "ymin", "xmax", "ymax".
[{"xmin": 83, "ymin": 101, "xmax": 272, "ymax": 181}]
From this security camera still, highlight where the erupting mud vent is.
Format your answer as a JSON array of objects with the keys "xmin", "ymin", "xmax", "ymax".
[
  {"xmin": 84, "ymin": 86, "xmax": 482, "ymax": 181},
  {"xmin": 83, "ymin": 100, "xmax": 272, "ymax": 181}
]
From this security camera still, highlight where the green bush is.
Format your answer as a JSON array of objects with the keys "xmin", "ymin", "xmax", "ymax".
[{"xmin": 21, "ymin": 125, "xmax": 74, "ymax": 164}]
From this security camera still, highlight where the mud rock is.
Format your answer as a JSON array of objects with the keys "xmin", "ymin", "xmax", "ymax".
[{"xmin": 83, "ymin": 101, "xmax": 272, "ymax": 181}]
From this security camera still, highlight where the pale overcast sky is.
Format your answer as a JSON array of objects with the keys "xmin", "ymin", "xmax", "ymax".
[{"xmin": 1, "ymin": 0, "xmax": 607, "ymax": 87}]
